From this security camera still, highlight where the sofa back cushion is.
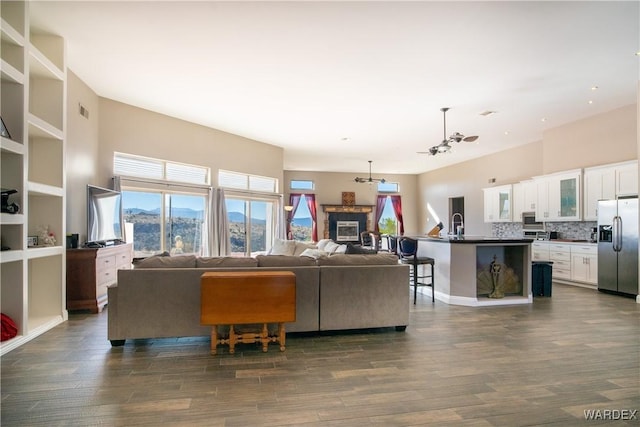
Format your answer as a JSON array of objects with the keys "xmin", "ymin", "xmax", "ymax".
[
  {"xmin": 316, "ymin": 253, "xmax": 399, "ymax": 266},
  {"xmin": 134, "ymin": 254, "xmax": 197, "ymax": 268},
  {"xmin": 256, "ymin": 255, "xmax": 317, "ymax": 267},
  {"xmin": 196, "ymin": 257, "xmax": 258, "ymax": 268}
]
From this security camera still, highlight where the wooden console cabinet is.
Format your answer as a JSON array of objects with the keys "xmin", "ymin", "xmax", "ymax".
[{"xmin": 66, "ymin": 243, "xmax": 133, "ymax": 313}]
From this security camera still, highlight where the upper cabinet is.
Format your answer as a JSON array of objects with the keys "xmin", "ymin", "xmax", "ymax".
[
  {"xmin": 534, "ymin": 170, "xmax": 581, "ymax": 222},
  {"xmin": 583, "ymin": 161, "xmax": 638, "ymax": 220},
  {"xmin": 512, "ymin": 180, "xmax": 537, "ymax": 222},
  {"xmin": 483, "ymin": 184, "xmax": 512, "ymax": 222}
]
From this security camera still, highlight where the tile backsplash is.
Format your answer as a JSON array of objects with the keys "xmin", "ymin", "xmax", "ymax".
[{"xmin": 492, "ymin": 221, "xmax": 597, "ymax": 240}]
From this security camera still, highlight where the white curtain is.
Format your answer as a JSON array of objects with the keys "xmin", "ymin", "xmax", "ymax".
[{"xmin": 206, "ymin": 188, "xmax": 230, "ymax": 256}]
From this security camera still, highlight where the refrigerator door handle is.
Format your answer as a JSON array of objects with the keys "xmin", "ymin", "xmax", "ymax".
[{"xmin": 613, "ymin": 216, "xmax": 622, "ymax": 252}]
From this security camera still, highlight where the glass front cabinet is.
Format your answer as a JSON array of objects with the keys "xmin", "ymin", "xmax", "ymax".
[{"xmin": 534, "ymin": 170, "xmax": 581, "ymax": 222}]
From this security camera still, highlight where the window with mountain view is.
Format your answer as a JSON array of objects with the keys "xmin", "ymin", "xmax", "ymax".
[{"xmin": 122, "ymin": 191, "xmax": 206, "ymax": 257}]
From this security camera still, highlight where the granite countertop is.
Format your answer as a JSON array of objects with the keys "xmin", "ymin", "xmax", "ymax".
[{"xmin": 415, "ymin": 236, "xmax": 534, "ymax": 244}]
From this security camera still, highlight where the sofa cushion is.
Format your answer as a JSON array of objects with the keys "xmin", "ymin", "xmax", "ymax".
[
  {"xmin": 293, "ymin": 242, "xmax": 317, "ymax": 256},
  {"xmin": 256, "ymin": 255, "xmax": 317, "ymax": 267},
  {"xmin": 196, "ymin": 257, "xmax": 258, "ymax": 268},
  {"xmin": 316, "ymin": 253, "xmax": 399, "ymax": 266},
  {"xmin": 269, "ymin": 238, "xmax": 296, "ymax": 256},
  {"xmin": 134, "ymin": 253, "xmax": 197, "ymax": 268}
]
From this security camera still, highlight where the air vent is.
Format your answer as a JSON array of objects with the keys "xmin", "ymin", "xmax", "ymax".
[
  {"xmin": 480, "ymin": 110, "xmax": 497, "ymax": 116},
  {"xmin": 79, "ymin": 103, "xmax": 89, "ymax": 119}
]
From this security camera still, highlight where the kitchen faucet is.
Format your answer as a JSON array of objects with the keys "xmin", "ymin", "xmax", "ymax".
[{"xmin": 451, "ymin": 213, "xmax": 464, "ymax": 236}]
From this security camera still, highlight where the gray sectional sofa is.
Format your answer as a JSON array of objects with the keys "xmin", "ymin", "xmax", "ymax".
[{"xmin": 108, "ymin": 253, "xmax": 410, "ymax": 346}]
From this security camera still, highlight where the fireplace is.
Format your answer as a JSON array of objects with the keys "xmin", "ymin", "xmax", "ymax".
[
  {"xmin": 322, "ymin": 204, "xmax": 374, "ymax": 241},
  {"xmin": 335, "ymin": 221, "xmax": 359, "ymax": 242}
]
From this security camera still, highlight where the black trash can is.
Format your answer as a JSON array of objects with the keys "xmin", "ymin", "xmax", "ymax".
[{"xmin": 532, "ymin": 261, "xmax": 553, "ymax": 297}]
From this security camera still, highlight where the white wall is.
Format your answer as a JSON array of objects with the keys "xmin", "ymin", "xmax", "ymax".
[{"xmin": 66, "ymin": 70, "xmax": 100, "ymax": 243}]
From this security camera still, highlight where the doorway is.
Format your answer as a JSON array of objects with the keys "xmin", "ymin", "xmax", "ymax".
[{"xmin": 449, "ymin": 197, "xmax": 465, "ymax": 235}]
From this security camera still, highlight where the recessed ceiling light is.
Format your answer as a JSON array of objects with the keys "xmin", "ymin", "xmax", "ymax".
[
  {"xmin": 341, "ymin": 137, "xmax": 350, "ymax": 141},
  {"xmin": 480, "ymin": 110, "xmax": 497, "ymax": 116},
  {"xmin": 541, "ymin": 118, "xmax": 547, "ymax": 122},
  {"xmin": 591, "ymin": 85, "xmax": 599, "ymax": 91},
  {"xmin": 504, "ymin": 131, "xmax": 510, "ymax": 135},
  {"xmin": 588, "ymin": 100, "xmax": 594, "ymax": 105}
]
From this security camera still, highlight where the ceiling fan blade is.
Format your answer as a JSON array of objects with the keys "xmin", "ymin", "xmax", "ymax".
[{"xmin": 463, "ymin": 135, "xmax": 479, "ymax": 142}]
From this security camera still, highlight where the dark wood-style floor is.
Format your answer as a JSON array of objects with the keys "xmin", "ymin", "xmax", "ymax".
[{"xmin": 2, "ymin": 284, "xmax": 639, "ymax": 426}]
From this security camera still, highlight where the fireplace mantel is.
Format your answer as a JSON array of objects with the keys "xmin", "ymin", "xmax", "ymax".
[{"xmin": 322, "ymin": 205, "xmax": 374, "ymax": 213}]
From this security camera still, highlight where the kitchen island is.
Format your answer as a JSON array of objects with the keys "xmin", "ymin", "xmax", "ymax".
[{"xmin": 413, "ymin": 236, "xmax": 533, "ymax": 306}]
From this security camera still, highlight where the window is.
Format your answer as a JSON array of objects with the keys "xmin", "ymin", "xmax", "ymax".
[
  {"xmin": 219, "ymin": 170, "xmax": 281, "ymax": 256},
  {"xmin": 115, "ymin": 153, "xmax": 210, "ymax": 257},
  {"xmin": 114, "ymin": 152, "xmax": 209, "ymax": 185},
  {"xmin": 219, "ymin": 170, "xmax": 278, "ymax": 193},
  {"xmin": 225, "ymin": 196, "xmax": 278, "ymax": 256},
  {"xmin": 290, "ymin": 180, "xmax": 314, "ymax": 191},
  {"xmin": 378, "ymin": 182, "xmax": 399, "ymax": 193},
  {"xmin": 122, "ymin": 190, "xmax": 207, "ymax": 257},
  {"xmin": 377, "ymin": 196, "xmax": 398, "ymax": 235},
  {"xmin": 376, "ymin": 194, "xmax": 404, "ymax": 235},
  {"xmin": 290, "ymin": 195, "xmax": 313, "ymax": 241}
]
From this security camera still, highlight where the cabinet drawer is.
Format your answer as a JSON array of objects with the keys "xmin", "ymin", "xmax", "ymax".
[
  {"xmin": 549, "ymin": 244, "xmax": 571, "ymax": 253},
  {"xmin": 553, "ymin": 268, "xmax": 571, "ymax": 280},
  {"xmin": 96, "ymin": 255, "xmax": 116, "ymax": 271},
  {"xmin": 552, "ymin": 259, "xmax": 571, "ymax": 269},
  {"xmin": 532, "ymin": 252, "xmax": 550, "ymax": 261},
  {"xmin": 116, "ymin": 255, "xmax": 132, "ymax": 269},
  {"xmin": 550, "ymin": 252, "xmax": 570, "ymax": 261},
  {"xmin": 97, "ymin": 267, "xmax": 117, "ymax": 286},
  {"xmin": 571, "ymin": 245, "xmax": 597, "ymax": 255}
]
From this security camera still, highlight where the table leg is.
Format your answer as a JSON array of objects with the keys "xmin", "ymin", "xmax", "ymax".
[
  {"xmin": 229, "ymin": 324, "xmax": 237, "ymax": 354},
  {"xmin": 261, "ymin": 323, "xmax": 269, "ymax": 352},
  {"xmin": 210, "ymin": 325, "xmax": 217, "ymax": 355},
  {"xmin": 278, "ymin": 322, "xmax": 286, "ymax": 351}
]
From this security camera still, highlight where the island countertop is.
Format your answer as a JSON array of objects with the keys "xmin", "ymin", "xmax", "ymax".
[{"xmin": 408, "ymin": 235, "xmax": 534, "ymax": 244}]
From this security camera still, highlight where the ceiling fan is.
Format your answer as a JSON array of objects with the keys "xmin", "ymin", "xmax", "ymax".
[
  {"xmin": 419, "ymin": 107, "xmax": 479, "ymax": 156},
  {"xmin": 354, "ymin": 160, "xmax": 386, "ymax": 184}
]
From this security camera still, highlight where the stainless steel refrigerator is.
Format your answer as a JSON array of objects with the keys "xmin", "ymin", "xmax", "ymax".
[{"xmin": 597, "ymin": 198, "xmax": 638, "ymax": 295}]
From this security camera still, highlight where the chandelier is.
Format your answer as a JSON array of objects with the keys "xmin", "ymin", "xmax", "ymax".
[{"xmin": 354, "ymin": 160, "xmax": 386, "ymax": 184}]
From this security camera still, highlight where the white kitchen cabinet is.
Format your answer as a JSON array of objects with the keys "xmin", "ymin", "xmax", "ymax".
[
  {"xmin": 615, "ymin": 162, "xmax": 638, "ymax": 197},
  {"xmin": 512, "ymin": 180, "xmax": 537, "ymax": 222},
  {"xmin": 532, "ymin": 241, "xmax": 550, "ymax": 261},
  {"xmin": 483, "ymin": 184, "xmax": 512, "ymax": 222},
  {"xmin": 535, "ymin": 170, "xmax": 581, "ymax": 221},
  {"xmin": 583, "ymin": 161, "xmax": 638, "ymax": 220},
  {"xmin": 548, "ymin": 243, "xmax": 571, "ymax": 280},
  {"xmin": 570, "ymin": 245, "xmax": 597, "ymax": 285}
]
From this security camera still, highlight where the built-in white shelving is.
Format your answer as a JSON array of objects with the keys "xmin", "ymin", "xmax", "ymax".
[{"xmin": 1, "ymin": 1, "xmax": 67, "ymax": 356}]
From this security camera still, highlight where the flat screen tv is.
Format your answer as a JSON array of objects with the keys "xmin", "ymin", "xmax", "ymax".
[{"xmin": 86, "ymin": 185, "xmax": 124, "ymax": 246}]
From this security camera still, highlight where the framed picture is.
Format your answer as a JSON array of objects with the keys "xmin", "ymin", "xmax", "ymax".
[
  {"xmin": 27, "ymin": 236, "xmax": 38, "ymax": 247},
  {"xmin": 0, "ymin": 117, "xmax": 11, "ymax": 139}
]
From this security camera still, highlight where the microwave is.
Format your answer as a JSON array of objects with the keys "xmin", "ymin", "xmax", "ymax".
[{"xmin": 522, "ymin": 212, "xmax": 545, "ymax": 231}]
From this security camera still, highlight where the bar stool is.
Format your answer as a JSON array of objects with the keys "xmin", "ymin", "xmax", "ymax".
[{"xmin": 398, "ymin": 237, "xmax": 435, "ymax": 304}]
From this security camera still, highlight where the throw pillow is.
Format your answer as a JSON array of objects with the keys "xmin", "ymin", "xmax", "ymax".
[
  {"xmin": 323, "ymin": 240, "xmax": 340, "ymax": 254},
  {"xmin": 269, "ymin": 238, "xmax": 296, "ymax": 256},
  {"xmin": 316, "ymin": 239, "xmax": 332, "ymax": 251},
  {"xmin": 299, "ymin": 248, "xmax": 328, "ymax": 259},
  {"xmin": 293, "ymin": 242, "xmax": 317, "ymax": 256}
]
